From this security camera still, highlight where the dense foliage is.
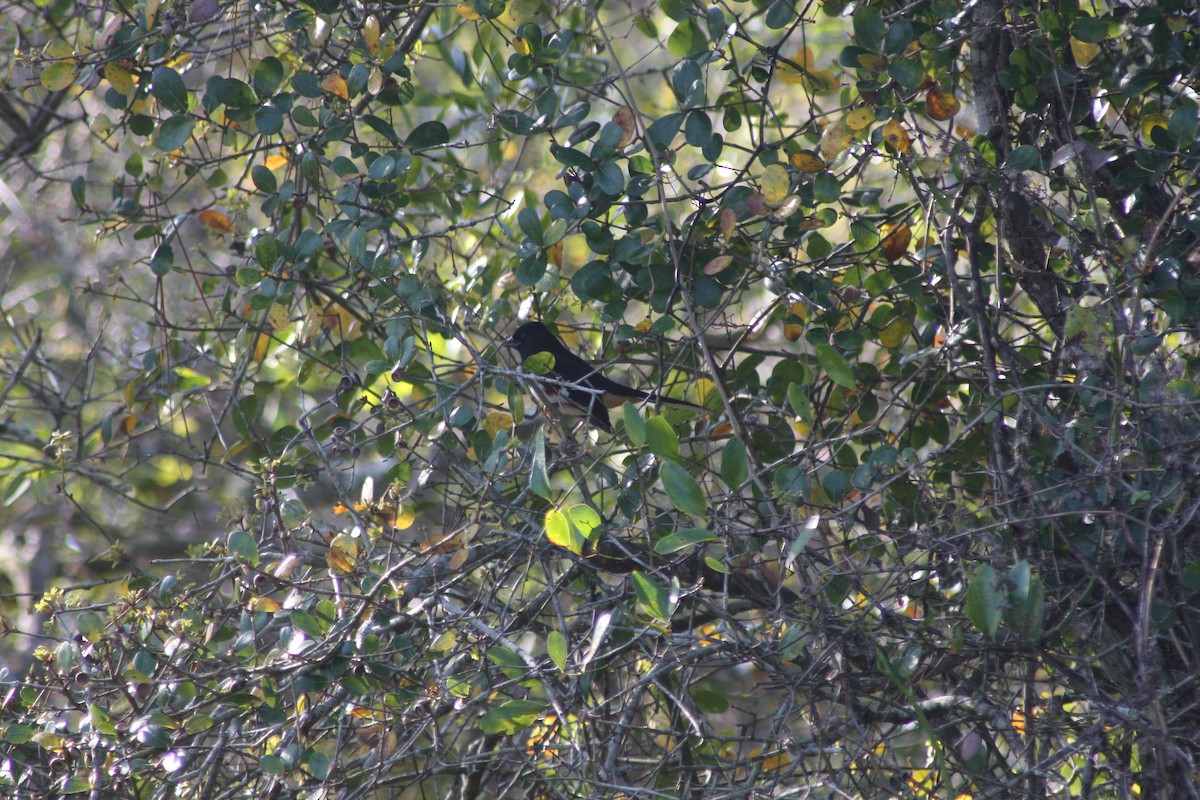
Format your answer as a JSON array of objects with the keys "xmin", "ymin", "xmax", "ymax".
[{"xmin": 2, "ymin": 0, "xmax": 1199, "ymax": 797}]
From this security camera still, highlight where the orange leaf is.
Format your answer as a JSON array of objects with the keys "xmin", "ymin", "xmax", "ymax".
[
  {"xmin": 881, "ymin": 223, "xmax": 912, "ymax": 261},
  {"xmin": 264, "ymin": 153, "xmax": 288, "ymax": 171},
  {"xmin": 612, "ymin": 105, "xmax": 636, "ymax": 147},
  {"xmin": 198, "ymin": 209, "xmax": 234, "ymax": 232},
  {"xmin": 789, "ymin": 152, "xmax": 825, "ymax": 173},
  {"xmin": 322, "ymin": 73, "xmax": 349, "ymax": 100},
  {"xmin": 119, "ymin": 413, "xmax": 138, "ymax": 435},
  {"xmin": 327, "ymin": 533, "xmax": 359, "ymax": 574},
  {"xmin": 925, "ymin": 87, "xmax": 961, "ymax": 121},
  {"xmin": 881, "ymin": 120, "xmax": 911, "ymax": 154}
]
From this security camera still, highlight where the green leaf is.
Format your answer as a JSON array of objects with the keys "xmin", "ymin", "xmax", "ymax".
[
  {"xmin": 645, "ymin": 415, "xmax": 680, "ymax": 462},
  {"xmin": 530, "ymin": 427, "xmax": 552, "ymax": 499},
  {"xmin": 887, "ymin": 58, "xmax": 926, "ymax": 88},
  {"xmin": 3, "ymin": 724, "xmax": 35, "ymax": 744},
  {"xmin": 1168, "ymin": 104, "xmax": 1198, "ymax": 148},
  {"xmin": 1070, "ymin": 15, "xmax": 1111, "ymax": 43},
  {"xmin": 765, "ymin": 0, "xmax": 794, "ymax": 29},
  {"xmin": 480, "ymin": 699, "xmax": 543, "ymax": 734},
  {"xmin": 254, "ymin": 57, "xmax": 285, "ymax": 98},
  {"xmin": 654, "ymin": 527, "xmax": 717, "ymax": 554},
  {"xmin": 1004, "ymin": 145, "xmax": 1041, "ymax": 171},
  {"xmin": 647, "ymin": 112, "xmax": 685, "ymax": 149},
  {"xmin": 150, "ymin": 242, "xmax": 174, "ymax": 276},
  {"xmin": 720, "ymin": 436, "xmax": 748, "ymax": 489},
  {"xmin": 693, "ymin": 688, "xmax": 729, "ymax": 713},
  {"xmin": 671, "ymin": 60, "xmax": 703, "ymax": 106},
  {"xmin": 522, "ymin": 351, "xmax": 554, "ymax": 377},
  {"xmin": 407, "ymin": 120, "xmax": 450, "ymax": 148},
  {"xmin": 545, "ymin": 508, "xmax": 583, "ymax": 554},
  {"xmin": 632, "ymin": 571, "xmax": 675, "ymax": 622},
  {"xmin": 883, "ymin": 19, "xmax": 913, "ymax": 55},
  {"xmin": 567, "ymin": 504, "xmax": 601, "ymax": 545},
  {"xmin": 966, "ymin": 563, "xmax": 1002, "ymax": 637},
  {"xmin": 661, "ymin": 461, "xmax": 706, "ymax": 517},
  {"xmin": 816, "ymin": 344, "xmax": 856, "ymax": 389},
  {"xmin": 547, "ymin": 630, "xmax": 568, "ymax": 673},
  {"xmin": 153, "ymin": 115, "xmax": 195, "ymax": 151},
  {"xmin": 622, "ymin": 402, "xmax": 646, "ymax": 444},
  {"xmin": 518, "ymin": 207, "xmax": 543, "ymax": 244},
  {"xmin": 76, "ymin": 611, "xmax": 105, "ymax": 642},
  {"xmin": 151, "ymin": 66, "xmax": 190, "ymax": 113},
  {"xmin": 227, "ymin": 530, "xmax": 259, "ymax": 566},
  {"xmin": 852, "ymin": 5, "xmax": 885, "ymax": 52}
]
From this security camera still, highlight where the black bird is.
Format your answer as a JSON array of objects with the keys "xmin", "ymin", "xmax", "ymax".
[{"xmin": 504, "ymin": 321, "xmax": 704, "ymax": 433}]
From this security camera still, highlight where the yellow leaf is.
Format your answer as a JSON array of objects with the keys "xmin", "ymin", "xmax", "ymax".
[
  {"xmin": 857, "ymin": 53, "xmax": 888, "ymax": 72},
  {"xmin": 805, "ymin": 69, "xmax": 839, "ymax": 95},
  {"xmin": 44, "ymin": 39, "xmax": 74, "ymax": 59},
  {"xmin": 327, "ymin": 533, "xmax": 359, "ymax": 574},
  {"xmin": 881, "ymin": 119, "xmax": 911, "ymax": 154},
  {"xmin": 483, "ymin": 411, "xmax": 514, "ymax": 435},
  {"xmin": 40, "ymin": 62, "xmax": 77, "ymax": 91},
  {"xmin": 777, "ymin": 46, "xmax": 815, "ymax": 84},
  {"xmin": 120, "ymin": 413, "xmax": 138, "ymax": 435},
  {"xmin": 818, "ymin": 121, "xmax": 852, "ymax": 161},
  {"xmin": 198, "ymin": 209, "xmax": 233, "ymax": 232},
  {"xmin": 844, "ymin": 107, "xmax": 874, "ymax": 130},
  {"xmin": 322, "ymin": 73, "xmax": 349, "ymax": 99},
  {"xmin": 252, "ymin": 331, "xmax": 272, "ymax": 363},
  {"xmin": 634, "ymin": 317, "xmax": 653, "ymax": 333},
  {"xmin": 1069, "ymin": 36, "xmax": 1100, "ymax": 67},
  {"xmin": 789, "ymin": 152, "xmax": 826, "ymax": 173},
  {"xmin": 878, "ymin": 316, "xmax": 911, "ymax": 349},
  {"xmin": 695, "ymin": 378, "xmax": 715, "ymax": 406},
  {"xmin": 267, "ymin": 303, "xmax": 290, "ymax": 331},
  {"xmin": 364, "ymin": 15, "xmax": 381, "ymax": 56},
  {"xmin": 1141, "ymin": 114, "xmax": 1168, "ymax": 140},
  {"xmin": 513, "ymin": 36, "xmax": 531, "ymax": 56},
  {"xmin": 501, "ymin": 0, "xmax": 547, "ymax": 27},
  {"xmin": 104, "ymin": 62, "xmax": 136, "ymax": 95},
  {"xmin": 250, "ymin": 597, "xmax": 281, "ymax": 612},
  {"xmin": 784, "ymin": 302, "xmax": 805, "ymax": 342},
  {"xmin": 761, "ymin": 163, "xmax": 790, "ymax": 207},
  {"xmin": 456, "ymin": 2, "xmax": 480, "ymax": 20},
  {"xmin": 393, "ymin": 506, "xmax": 415, "ymax": 531},
  {"xmin": 264, "ymin": 152, "xmax": 289, "ymax": 171}
]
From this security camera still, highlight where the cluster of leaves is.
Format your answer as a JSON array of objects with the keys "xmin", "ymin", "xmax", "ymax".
[{"xmin": 2, "ymin": 0, "xmax": 1200, "ymax": 797}]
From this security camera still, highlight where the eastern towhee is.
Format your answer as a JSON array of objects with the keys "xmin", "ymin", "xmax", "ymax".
[{"xmin": 504, "ymin": 321, "xmax": 704, "ymax": 433}]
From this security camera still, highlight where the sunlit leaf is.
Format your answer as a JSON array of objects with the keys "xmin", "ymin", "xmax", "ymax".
[{"xmin": 322, "ymin": 73, "xmax": 349, "ymax": 99}]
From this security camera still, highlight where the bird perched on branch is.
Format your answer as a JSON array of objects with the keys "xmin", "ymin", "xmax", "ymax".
[{"xmin": 504, "ymin": 321, "xmax": 704, "ymax": 433}]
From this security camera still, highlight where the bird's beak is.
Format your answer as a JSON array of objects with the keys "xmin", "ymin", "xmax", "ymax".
[{"xmin": 502, "ymin": 336, "xmax": 519, "ymax": 350}]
